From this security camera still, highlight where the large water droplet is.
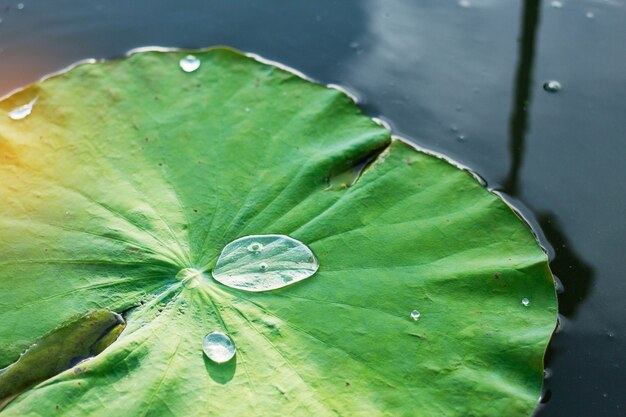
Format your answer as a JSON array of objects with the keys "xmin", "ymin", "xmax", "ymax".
[
  {"xmin": 522, "ymin": 298, "xmax": 530, "ymax": 307},
  {"xmin": 179, "ymin": 55, "xmax": 200, "ymax": 73},
  {"xmin": 212, "ymin": 234, "xmax": 319, "ymax": 292},
  {"xmin": 203, "ymin": 331, "xmax": 235, "ymax": 363},
  {"xmin": 8, "ymin": 97, "xmax": 37, "ymax": 120},
  {"xmin": 410, "ymin": 310, "xmax": 421, "ymax": 321},
  {"xmin": 543, "ymin": 80, "xmax": 562, "ymax": 93}
]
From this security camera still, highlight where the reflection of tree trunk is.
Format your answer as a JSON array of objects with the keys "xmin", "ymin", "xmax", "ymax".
[
  {"xmin": 538, "ymin": 214, "xmax": 594, "ymax": 317},
  {"xmin": 504, "ymin": 0, "xmax": 594, "ymax": 317},
  {"xmin": 504, "ymin": 0, "xmax": 541, "ymax": 195}
]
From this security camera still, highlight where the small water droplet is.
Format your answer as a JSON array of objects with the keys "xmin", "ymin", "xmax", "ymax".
[
  {"xmin": 543, "ymin": 80, "xmax": 562, "ymax": 93},
  {"xmin": 213, "ymin": 234, "xmax": 319, "ymax": 292},
  {"xmin": 203, "ymin": 331, "xmax": 235, "ymax": 363},
  {"xmin": 585, "ymin": 11, "xmax": 595, "ymax": 18},
  {"xmin": 179, "ymin": 55, "xmax": 200, "ymax": 73},
  {"xmin": 522, "ymin": 298, "xmax": 530, "ymax": 307},
  {"xmin": 551, "ymin": 1, "xmax": 563, "ymax": 8},
  {"xmin": 8, "ymin": 97, "xmax": 37, "ymax": 120},
  {"xmin": 410, "ymin": 310, "xmax": 421, "ymax": 320},
  {"xmin": 459, "ymin": 0, "xmax": 471, "ymax": 7},
  {"xmin": 245, "ymin": 107, "xmax": 251, "ymax": 113},
  {"xmin": 17, "ymin": 3, "xmax": 24, "ymax": 10},
  {"xmin": 247, "ymin": 242, "xmax": 263, "ymax": 253},
  {"xmin": 349, "ymin": 41, "xmax": 360, "ymax": 49}
]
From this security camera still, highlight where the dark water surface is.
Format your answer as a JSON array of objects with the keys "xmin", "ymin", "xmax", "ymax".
[{"xmin": 0, "ymin": 1, "xmax": 624, "ymax": 415}]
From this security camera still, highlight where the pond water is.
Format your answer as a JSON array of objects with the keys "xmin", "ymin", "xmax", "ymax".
[{"xmin": 0, "ymin": 1, "xmax": 624, "ymax": 415}]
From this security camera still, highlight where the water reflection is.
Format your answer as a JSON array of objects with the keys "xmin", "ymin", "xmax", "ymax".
[
  {"xmin": 504, "ymin": 0, "xmax": 541, "ymax": 196},
  {"xmin": 503, "ymin": 0, "xmax": 594, "ymax": 317},
  {"xmin": 538, "ymin": 214, "xmax": 594, "ymax": 318},
  {"xmin": 504, "ymin": 2, "xmax": 596, "ymax": 414}
]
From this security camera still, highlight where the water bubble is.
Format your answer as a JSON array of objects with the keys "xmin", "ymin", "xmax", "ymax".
[
  {"xmin": 543, "ymin": 80, "xmax": 562, "ymax": 93},
  {"xmin": 410, "ymin": 310, "xmax": 421, "ymax": 320},
  {"xmin": 585, "ymin": 11, "xmax": 595, "ymax": 18},
  {"xmin": 8, "ymin": 97, "xmax": 37, "ymax": 120},
  {"xmin": 550, "ymin": 1, "xmax": 563, "ymax": 8},
  {"xmin": 522, "ymin": 298, "xmax": 530, "ymax": 307},
  {"xmin": 212, "ymin": 234, "xmax": 319, "ymax": 292},
  {"xmin": 544, "ymin": 368, "xmax": 553, "ymax": 379},
  {"xmin": 247, "ymin": 242, "xmax": 263, "ymax": 253},
  {"xmin": 459, "ymin": 0, "xmax": 471, "ymax": 7},
  {"xmin": 179, "ymin": 55, "xmax": 201, "ymax": 73},
  {"xmin": 203, "ymin": 331, "xmax": 235, "ymax": 363}
]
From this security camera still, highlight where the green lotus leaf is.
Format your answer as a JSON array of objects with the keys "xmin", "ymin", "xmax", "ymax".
[{"xmin": 0, "ymin": 48, "xmax": 557, "ymax": 417}]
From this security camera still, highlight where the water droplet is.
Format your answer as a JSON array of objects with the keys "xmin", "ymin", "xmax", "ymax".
[
  {"xmin": 247, "ymin": 242, "xmax": 264, "ymax": 253},
  {"xmin": 179, "ymin": 55, "xmax": 200, "ymax": 73},
  {"xmin": 522, "ymin": 298, "xmax": 530, "ymax": 307},
  {"xmin": 550, "ymin": 1, "xmax": 563, "ymax": 8},
  {"xmin": 212, "ymin": 234, "xmax": 319, "ymax": 292},
  {"xmin": 543, "ymin": 80, "xmax": 562, "ymax": 93},
  {"xmin": 459, "ymin": 0, "xmax": 471, "ymax": 7},
  {"xmin": 410, "ymin": 310, "xmax": 421, "ymax": 320},
  {"xmin": 8, "ymin": 97, "xmax": 37, "ymax": 120},
  {"xmin": 585, "ymin": 11, "xmax": 594, "ymax": 18},
  {"xmin": 203, "ymin": 331, "xmax": 235, "ymax": 363},
  {"xmin": 17, "ymin": 3, "xmax": 24, "ymax": 10}
]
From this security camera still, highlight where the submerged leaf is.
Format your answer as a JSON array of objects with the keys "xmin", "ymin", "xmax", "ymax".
[{"xmin": 0, "ymin": 47, "xmax": 556, "ymax": 416}]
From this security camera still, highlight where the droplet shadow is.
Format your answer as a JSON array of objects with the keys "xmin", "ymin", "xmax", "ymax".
[{"xmin": 203, "ymin": 353, "xmax": 236, "ymax": 385}]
